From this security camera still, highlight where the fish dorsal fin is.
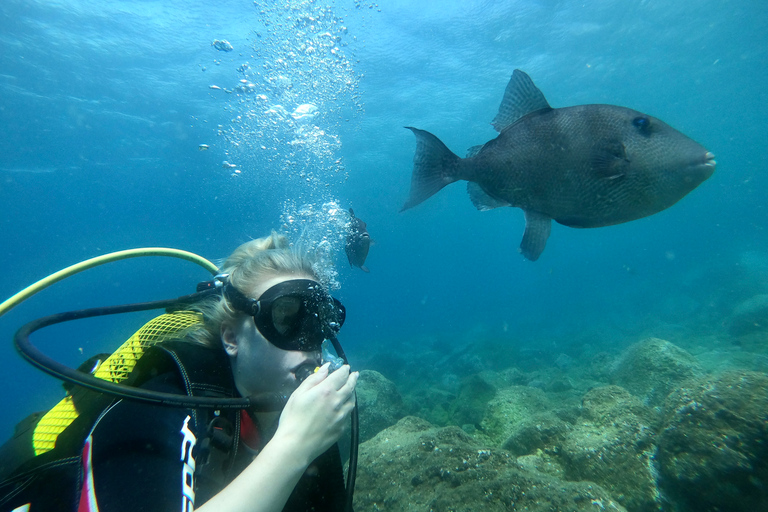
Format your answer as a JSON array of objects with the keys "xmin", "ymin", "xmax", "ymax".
[
  {"xmin": 491, "ymin": 70, "xmax": 552, "ymax": 133},
  {"xmin": 467, "ymin": 182, "xmax": 511, "ymax": 211}
]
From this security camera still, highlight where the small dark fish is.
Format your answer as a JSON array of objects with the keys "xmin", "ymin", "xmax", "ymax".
[
  {"xmin": 345, "ymin": 208, "xmax": 371, "ymax": 272},
  {"xmin": 402, "ymin": 70, "xmax": 716, "ymax": 261}
]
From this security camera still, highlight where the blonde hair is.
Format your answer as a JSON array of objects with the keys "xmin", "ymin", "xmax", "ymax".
[{"xmin": 185, "ymin": 231, "xmax": 319, "ymax": 347}]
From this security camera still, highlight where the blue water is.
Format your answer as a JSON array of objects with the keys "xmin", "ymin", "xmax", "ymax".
[{"xmin": 0, "ymin": 0, "xmax": 766, "ymax": 440}]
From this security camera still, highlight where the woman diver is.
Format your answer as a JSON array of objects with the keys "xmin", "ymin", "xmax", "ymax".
[{"xmin": 0, "ymin": 232, "xmax": 359, "ymax": 512}]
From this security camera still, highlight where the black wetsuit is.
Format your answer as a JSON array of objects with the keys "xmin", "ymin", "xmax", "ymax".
[{"xmin": 0, "ymin": 341, "xmax": 347, "ymax": 512}]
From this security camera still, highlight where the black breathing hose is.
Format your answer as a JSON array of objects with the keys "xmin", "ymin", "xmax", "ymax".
[
  {"xmin": 328, "ymin": 334, "xmax": 359, "ymax": 512},
  {"xmin": 14, "ymin": 292, "xmax": 254, "ymax": 409}
]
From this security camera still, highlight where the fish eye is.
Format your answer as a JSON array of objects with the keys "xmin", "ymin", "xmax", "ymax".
[{"xmin": 632, "ymin": 116, "xmax": 651, "ymax": 133}]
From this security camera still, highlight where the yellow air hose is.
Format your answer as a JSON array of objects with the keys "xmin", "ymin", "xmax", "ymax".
[
  {"xmin": 0, "ymin": 248, "xmax": 218, "ymax": 317},
  {"xmin": 0, "ymin": 248, "xmax": 219, "ymax": 454}
]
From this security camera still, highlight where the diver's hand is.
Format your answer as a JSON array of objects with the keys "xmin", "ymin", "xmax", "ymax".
[
  {"xmin": 273, "ymin": 363, "xmax": 358, "ymax": 465},
  {"xmin": 197, "ymin": 364, "xmax": 357, "ymax": 512}
]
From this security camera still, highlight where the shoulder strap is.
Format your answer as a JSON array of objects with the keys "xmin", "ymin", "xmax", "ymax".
[
  {"xmin": 127, "ymin": 340, "xmax": 236, "ymax": 396},
  {"xmin": 131, "ymin": 340, "xmax": 242, "ymax": 491}
]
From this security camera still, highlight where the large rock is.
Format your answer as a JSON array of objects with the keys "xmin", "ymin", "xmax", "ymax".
[
  {"xmin": 402, "ymin": 385, "xmax": 456, "ymax": 427},
  {"xmin": 479, "ymin": 385, "xmax": 552, "ymax": 446},
  {"xmin": 354, "ymin": 416, "xmax": 627, "ymax": 512},
  {"xmin": 501, "ymin": 411, "xmax": 572, "ymax": 456},
  {"xmin": 448, "ymin": 374, "xmax": 496, "ymax": 429},
  {"xmin": 560, "ymin": 386, "xmax": 662, "ymax": 512},
  {"xmin": 356, "ymin": 370, "xmax": 406, "ymax": 442},
  {"xmin": 610, "ymin": 338, "xmax": 704, "ymax": 407},
  {"xmin": 657, "ymin": 370, "xmax": 768, "ymax": 512}
]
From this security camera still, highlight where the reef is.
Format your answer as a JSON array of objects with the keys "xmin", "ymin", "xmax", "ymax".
[
  {"xmin": 354, "ymin": 416, "xmax": 627, "ymax": 512},
  {"xmin": 559, "ymin": 386, "xmax": 661, "ymax": 512},
  {"xmin": 353, "ymin": 335, "xmax": 768, "ymax": 512},
  {"xmin": 657, "ymin": 370, "xmax": 768, "ymax": 512},
  {"xmin": 356, "ymin": 370, "xmax": 407, "ymax": 442},
  {"xmin": 609, "ymin": 337, "xmax": 705, "ymax": 408}
]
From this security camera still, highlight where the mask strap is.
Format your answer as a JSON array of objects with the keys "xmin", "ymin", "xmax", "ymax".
[{"xmin": 223, "ymin": 281, "xmax": 259, "ymax": 316}]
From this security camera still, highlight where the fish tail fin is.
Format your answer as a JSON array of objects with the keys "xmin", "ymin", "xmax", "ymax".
[{"xmin": 401, "ymin": 127, "xmax": 461, "ymax": 211}]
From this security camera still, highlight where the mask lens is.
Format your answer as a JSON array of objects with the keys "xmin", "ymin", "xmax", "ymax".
[{"xmin": 271, "ymin": 296, "xmax": 302, "ymax": 335}]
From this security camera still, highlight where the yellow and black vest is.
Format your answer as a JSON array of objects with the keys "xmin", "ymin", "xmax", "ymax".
[{"xmin": 0, "ymin": 311, "xmax": 241, "ymax": 511}]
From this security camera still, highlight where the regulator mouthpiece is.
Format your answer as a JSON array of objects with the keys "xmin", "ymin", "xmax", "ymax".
[{"xmin": 294, "ymin": 349, "xmax": 346, "ymax": 383}]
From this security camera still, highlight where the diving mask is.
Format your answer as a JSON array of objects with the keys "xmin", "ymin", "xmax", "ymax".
[{"xmin": 224, "ymin": 278, "xmax": 346, "ymax": 352}]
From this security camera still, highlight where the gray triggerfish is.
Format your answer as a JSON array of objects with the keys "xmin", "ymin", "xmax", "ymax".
[
  {"xmin": 345, "ymin": 208, "xmax": 371, "ymax": 272},
  {"xmin": 402, "ymin": 70, "xmax": 716, "ymax": 261}
]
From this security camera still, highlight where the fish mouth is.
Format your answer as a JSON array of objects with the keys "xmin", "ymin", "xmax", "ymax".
[
  {"xmin": 686, "ymin": 151, "xmax": 716, "ymax": 182},
  {"xmin": 701, "ymin": 151, "xmax": 716, "ymax": 176}
]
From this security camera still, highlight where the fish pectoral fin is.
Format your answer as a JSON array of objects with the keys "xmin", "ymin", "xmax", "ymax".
[
  {"xmin": 591, "ymin": 139, "xmax": 630, "ymax": 180},
  {"xmin": 519, "ymin": 211, "xmax": 552, "ymax": 261},
  {"xmin": 468, "ymin": 182, "xmax": 511, "ymax": 211},
  {"xmin": 491, "ymin": 70, "xmax": 552, "ymax": 133}
]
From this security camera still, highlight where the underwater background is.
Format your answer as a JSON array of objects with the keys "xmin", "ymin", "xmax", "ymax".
[{"xmin": 0, "ymin": 1, "xmax": 766, "ymax": 509}]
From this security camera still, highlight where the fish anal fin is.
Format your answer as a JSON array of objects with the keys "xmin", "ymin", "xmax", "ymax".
[
  {"xmin": 466, "ymin": 144, "xmax": 485, "ymax": 158},
  {"xmin": 468, "ymin": 182, "xmax": 511, "ymax": 211},
  {"xmin": 519, "ymin": 210, "xmax": 552, "ymax": 261},
  {"xmin": 491, "ymin": 70, "xmax": 552, "ymax": 133}
]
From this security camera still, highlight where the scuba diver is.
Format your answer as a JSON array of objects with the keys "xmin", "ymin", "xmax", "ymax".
[{"xmin": 0, "ymin": 232, "xmax": 358, "ymax": 512}]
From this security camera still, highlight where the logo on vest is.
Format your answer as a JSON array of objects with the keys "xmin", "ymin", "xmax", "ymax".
[{"xmin": 180, "ymin": 416, "xmax": 197, "ymax": 512}]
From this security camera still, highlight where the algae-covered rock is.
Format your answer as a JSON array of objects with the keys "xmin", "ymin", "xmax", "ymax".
[
  {"xmin": 516, "ymin": 449, "xmax": 566, "ymax": 478},
  {"xmin": 657, "ymin": 370, "xmax": 768, "ymax": 512},
  {"xmin": 356, "ymin": 370, "xmax": 406, "ymax": 442},
  {"xmin": 611, "ymin": 338, "xmax": 704, "ymax": 407},
  {"xmin": 501, "ymin": 411, "xmax": 571, "ymax": 456},
  {"xmin": 448, "ymin": 374, "xmax": 496, "ymax": 428},
  {"xmin": 560, "ymin": 386, "xmax": 662, "ymax": 512},
  {"xmin": 403, "ymin": 386, "xmax": 455, "ymax": 427},
  {"xmin": 478, "ymin": 367, "xmax": 531, "ymax": 389},
  {"xmin": 579, "ymin": 350, "xmax": 619, "ymax": 384},
  {"xmin": 580, "ymin": 385, "xmax": 659, "ymax": 426},
  {"xmin": 354, "ymin": 416, "xmax": 627, "ymax": 512},
  {"xmin": 479, "ymin": 385, "xmax": 552, "ymax": 446}
]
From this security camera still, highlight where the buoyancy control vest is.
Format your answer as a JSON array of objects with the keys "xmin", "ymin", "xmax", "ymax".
[{"xmin": 0, "ymin": 315, "xmax": 242, "ymax": 512}]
